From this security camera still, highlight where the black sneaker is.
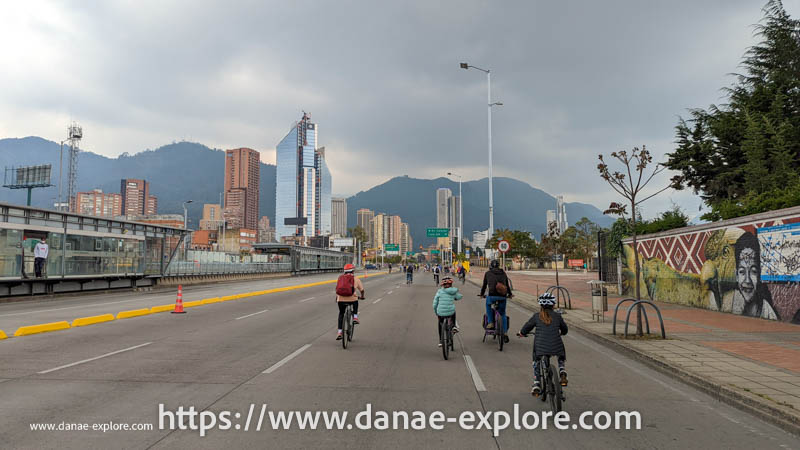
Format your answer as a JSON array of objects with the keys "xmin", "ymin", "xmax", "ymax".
[
  {"xmin": 503, "ymin": 335, "xmax": 510, "ymax": 343},
  {"xmin": 560, "ymin": 371, "xmax": 568, "ymax": 386},
  {"xmin": 336, "ymin": 333, "xmax": 343, "ymax": 340}
]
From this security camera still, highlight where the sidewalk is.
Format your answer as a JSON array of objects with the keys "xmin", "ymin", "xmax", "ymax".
[{"xmin": 468, "ymin": 269, "xmax": 800, "ymax": 434}]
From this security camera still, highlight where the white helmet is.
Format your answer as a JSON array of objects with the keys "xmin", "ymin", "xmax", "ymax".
[{"xmin": 538, "ymin": 293, "xmax": 556, "ymax": 307}]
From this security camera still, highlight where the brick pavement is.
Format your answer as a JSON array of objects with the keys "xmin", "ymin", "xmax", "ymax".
[{"xmin": 468, "ymin": 268, "xmax": 800, "ymax": 432}]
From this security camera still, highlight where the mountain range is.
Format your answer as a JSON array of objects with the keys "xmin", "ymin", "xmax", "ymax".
[{"xmin": 0, "ymin": 137, "xmax": 613, "ymax": 246}]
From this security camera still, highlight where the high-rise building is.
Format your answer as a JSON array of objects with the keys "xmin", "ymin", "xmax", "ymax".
[
  {"xmin": 371, "ymin": 213, "xmax": 386, "ymax": 250},
  {"xmin": 331, "ymin": 197, "xmax": 347, "ymax": 237},
  {"xmin": 275, "ymin": 113, "xmax": 332, "ymax": 240},
  {"xmin": 449, "ymin": 195, "xmax": 461, "ymax": 242},
  {"xmin": 555, "ymin": 195, "xmax": 568, "ymax": 234},
  {"xmin": 387, "ymin": 215, "xmax": 402, "ymax": 245},
  {"xmin": 120, "ymin": 179, "xmax": 154, "ymax": 216},
  {"xmin": 400, "ymin": 222, "xmax": 413, "ymax": 255},
  {"xmin": 357, "ymin": 208, "xmax": 374, "ymax": 245},
  {"xmin": 472, "ymin": 230, "xmax": 489, "ymax": 249},
  {"xmin": 436, "ymin": 188, "xmax": 452, "ymax": 229},
  {"xmin": 76, "ymin": 189, "xmax": 122, "ymax": 217},
  {"xmin": 200, "ymin": 204, "xmax": 223, "ymax": 230},
  {"xmin": 258, "ymin": 216, "xmax": 276, "ymax": 243},
  {"xmin": 224, "ymin": 148, "xmax": 260, "ymax": 230}
]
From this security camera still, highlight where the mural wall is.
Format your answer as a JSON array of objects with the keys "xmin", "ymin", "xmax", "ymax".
[{"xmin": 622, "ymin": 213, "xmax": 800, "ymax": 324}]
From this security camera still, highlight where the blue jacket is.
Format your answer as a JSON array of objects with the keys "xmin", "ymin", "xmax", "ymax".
[{"xmin": 433, "ymin": 287, "xmax": 462, "ymax": 317}]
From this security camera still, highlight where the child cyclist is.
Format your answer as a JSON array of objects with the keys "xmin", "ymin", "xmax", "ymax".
[
  {"xmin": 517, "ymin": 293, "xmax": 568, "ymax": 396},
  {"xmin": 433, "ymin": 275, "xmax": 462, "ymax": 346}
]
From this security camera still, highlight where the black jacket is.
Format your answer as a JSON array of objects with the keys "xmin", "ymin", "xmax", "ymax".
[
  {"xmin": 480, "ymin": 268, "xmax": 512, "ymax": 297},
  {"xmin": 520, "ymin": 311, "xmax": 568, "ymax": 358}
]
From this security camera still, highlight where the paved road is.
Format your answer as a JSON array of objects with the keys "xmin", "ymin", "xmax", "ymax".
[{"xmin": 0, "ymin": 273, "xmax": 797, "ymax": 449}]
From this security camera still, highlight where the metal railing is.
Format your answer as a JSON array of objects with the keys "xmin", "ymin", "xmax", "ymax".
[{"xmin": 612, "ymin": 298, "xmax": 666, "ymax": 339}]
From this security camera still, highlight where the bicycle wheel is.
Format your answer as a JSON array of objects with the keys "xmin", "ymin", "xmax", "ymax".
[
  {"xmin": 348, "ymin": 308, "xmax": 355, "ymax": 342},
  {"xmin": 554, "ymin": 373, "xmax": 563, "ymax": 413},
  {"xmin": 342, "ymin": 307, "xmax": 350, "ymax": 349},
  {"xmin": 538, "ymin": 360, "xmax": 547, "ymax": 403},
  {"xmin": 547, "ymin": 366, "xmax": 557, "ymax": 412},
  {"xmin": 496, "ymin": 311, "xmax": 504, "ymax": 351},
  {"xmin": 441, "ymin": 320, "xmax": 449, "ymax": 360}
]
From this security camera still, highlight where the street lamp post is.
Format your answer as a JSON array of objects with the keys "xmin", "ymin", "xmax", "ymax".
[
  {"xmin": 460, "ymin": 62, "xmax": 502, "ymax": 256},
  {"xmin": 447, "ymin": 172, "xmax": 463, "ymax": 257}
]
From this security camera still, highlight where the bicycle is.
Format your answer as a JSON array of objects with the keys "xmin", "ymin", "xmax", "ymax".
[
  {"xmin": 458, "ymin": 272, "xmax": 466, "ymax": 285},
  {"xmin": 481, "ymin": 296, "xmax": 509, "ymax": 351},
  {"xmin": 406, "ymin": 273, "xmax": 413, "ymax": 284},
  {"xmin": 341, "ymin": 297, "xmax": 364, "ymax": 349},
  {"xmin": 439, "ymin": 315, "xmax": 455, "ymax": 360},
  {"xmin": 433, "ymin": 274, "xmax": 439, "ymax": 286}
]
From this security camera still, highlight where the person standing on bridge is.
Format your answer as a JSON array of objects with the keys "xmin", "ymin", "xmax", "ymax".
[
  {"xmin": 335, "ymin": 264, "xmax": 365, "ymax": 340},
  {"xmin": 34, "ymin": 238, "xmax": 49, "ymax": 278}
]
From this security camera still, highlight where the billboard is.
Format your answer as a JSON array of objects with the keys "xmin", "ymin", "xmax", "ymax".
[
  {"xmin": 333, "ymin": 238, "xmax": 354, "ymax": 248},
  {"xmin": 5, "ymin": 164, "xmax": 52, "ymax": 188},
  {"xmin": 568, "ymin": 259, "xmax": 584, "ymax": 268}
]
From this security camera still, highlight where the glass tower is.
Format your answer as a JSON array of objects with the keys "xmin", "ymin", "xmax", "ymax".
[{"xmin": 275, "ymin": 113, "xmax": 332, "ymax": 241}]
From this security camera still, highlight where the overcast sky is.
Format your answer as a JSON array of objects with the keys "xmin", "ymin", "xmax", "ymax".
[{"xmin": 2, "ymin": 0, "xmax": 798, "ymax": 221}]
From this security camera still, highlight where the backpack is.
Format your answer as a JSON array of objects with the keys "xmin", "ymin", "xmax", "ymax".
[
  {"xmin": 336, "ymin": 273, "xmax": 355, "ymax": 297},
  {"xmin": 494, "ymin": 272, "xmax": 508, "ymax": 296}
]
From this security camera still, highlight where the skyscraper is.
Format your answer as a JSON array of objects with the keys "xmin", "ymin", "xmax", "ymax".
[
  {"xmin": 449, "ymin": 195, "xmax": 461, "ymax": 242},
  {"xmin": 120, "ymin": 179, "xmax": 156, "ymax": 216},
  {"xmin": 400, "ymin": 222, "xmax": 412, "ymax": 255},
  {"xmin": 555, "ymin": 195, "xmax": 568, "ymax": 234},
  {"xmin": 331, "ymin": 197, "xmax": 347, "ymax": 237},
  {"xmin": 357, "ymin": 208, "xmax": 374, "ymax": 246},
  {"xmin": 546, "ymin": 210, "xmax": 557, "ymax": 233},
  {"xmin": 224, "ymin": 148, "xmax": 260, "ymax": 230},
  {"xmin": 200, "ymin": 204, "xmax": 223, "ymax": 230},
  {"xmin": 275, "ymin": 113, "xmax": 332, "ymax": 241},
  {"xmin": 436, "ymin": 188, "xmax": 452, "ymax": 229},
  {"xmin": 371, "ymin": 213, "xmax": 386, "ymax": 249}
]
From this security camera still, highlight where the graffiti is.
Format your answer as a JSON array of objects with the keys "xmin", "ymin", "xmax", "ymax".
[{"xmin": 622, "ymin": 215, "xmax": 800, "ymax": 324}]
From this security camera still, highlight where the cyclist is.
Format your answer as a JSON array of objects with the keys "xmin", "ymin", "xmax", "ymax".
[
  {"xmin": 518, "ymin": 293, "xmax": 568, "ymax": 396},
  {"xmin": 457, "ymin": 265, "xmax": 466, "ymax": 283},
  {"xmin": 479, "ymin": 259, "xmax": 512, "ymax": 341},
  {"xmin": 433, "ymin": 275, "xmax": 462, "ymax": 346},
  {"xmin": 406, "ymin": 263, "xmax": 414, "ymax": 283},
  {"xmin": 335, "ymin": 264, "xmax": 365, "ymax": 340},
  {"xmin": 388, "ymin": 263, "xmax": 392, "ymax": 273},
  {"xmin": 433, "ymin": 265, "xmax": 441, "ymax": 285}
]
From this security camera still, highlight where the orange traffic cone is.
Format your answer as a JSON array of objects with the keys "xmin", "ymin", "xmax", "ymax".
[{"xmin": 172, "ymin": 285, "xmax": 186, "ymax": 314}]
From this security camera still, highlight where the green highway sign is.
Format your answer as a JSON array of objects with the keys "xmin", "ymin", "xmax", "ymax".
[
  {"xmin": 431, "ymin": 250, "xmax": 441, "ymax": 255},
  {"xmin": 384, "ymin": 244, "xmax": 399, "ymax": 251},
  {"xmin": 426, "ymin": 228, "xmax": 450, "ymax": 238},
  {"xmin": 406, "ymin": 251, "xmax": 413, "ymax": 256}
]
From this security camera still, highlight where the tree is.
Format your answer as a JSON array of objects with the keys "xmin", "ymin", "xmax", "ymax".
[
  {"xmin": 571, "ymin": 217, "xmax": 600, "ymax": 269},
  {"xmin": 541, "ymin": 221, "xmax": 569, "ymax": 288},
  {"xmin": 666, "ymin": 1, "xmax": 800, "ymax": 220},
  {"xmin": 598, "ymin": 146, "xmax": 682, "ymax": 336}
]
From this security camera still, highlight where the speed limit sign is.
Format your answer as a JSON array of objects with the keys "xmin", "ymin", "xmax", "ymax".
[{"xmin": 498, "ymin": 240, "xmax": 510, "ymax": 253}]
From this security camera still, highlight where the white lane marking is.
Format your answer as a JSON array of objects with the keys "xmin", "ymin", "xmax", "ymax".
[
  {"xmin": 235, "ymin": 309, "xmax": 269, "ymax": 320},
  {"xmin": 37, "ymin": 342, "xmax": 153, "ymax": 374},
  {"xmin": 387, "ymin": 291, "xmax": 393, "ymax": 295},
  {"xmin": 463, "ymin": 355, "xmax": 487, "ymax": 392},
  {"xmin": 299, "ymin": 297, "xmax": 315, "ymax": 303},
  {"xmin": 373, "ymin": 298, "xmax": 383, "ymax": 304},
  {"xmin": 263, "ymin": 344, "xmax": 311, "ymax": 374}
]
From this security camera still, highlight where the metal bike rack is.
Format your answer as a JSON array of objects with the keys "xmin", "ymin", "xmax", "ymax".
[
  {"xmin": 623, "ymin": 300, "xmax": 666, "ymax": 339},
  {"xmin": 545, "ymin": 286, "xmax": 571, "ymax": 310},
  {"xmin": 612, "ymin": 298, "xmax": 649, "ymax": 335}
]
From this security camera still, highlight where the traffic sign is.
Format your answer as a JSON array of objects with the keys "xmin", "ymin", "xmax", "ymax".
[
  {"xmin": 406, "ymin": 251, "xmax": 413, "ymax": 256},
  {"xmin": 431, "ymin": 250, "xmax": 441, "ymax": 255},
  {"xmin": 498, "ymin": 240, "xmax": 510, "ymax": 253},
  {"xmin": 426, "ymin": 228, "xmax": 450, "ymax": 238},
  {"xmin": 384, "ymin": 244, "xmax": 399, "ymax": 251}
]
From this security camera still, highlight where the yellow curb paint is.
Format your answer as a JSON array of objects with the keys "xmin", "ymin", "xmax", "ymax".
[
  {"xmin": 116, "ymin": 308, "xmax": 151, "ymax": 320},
  {"xmin": 183, "ymin": 300, "xmax": 203, "ymax": 308},
  {"xmin": 72, "ymin": 314, "xmax": 115, "ymax": 327},
  {"xmin": 14, "ymin": 321, "xmax": 71, "ymax": 337},
  {"xmin": 150, "ymin": 304, "xmax": 175, "ymax": 313},
  {"xmin": 0, "ymin": 329, "xmax": 7, "ymax": 339},
  {"xmin": 202, "ymin": 297, "xmax": 223, "ymax": 305}
]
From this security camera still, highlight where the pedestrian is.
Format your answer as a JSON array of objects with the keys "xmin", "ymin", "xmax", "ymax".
[{"xmin": 34, "ymin": 238, "xmax": 49, "ymax": 278}]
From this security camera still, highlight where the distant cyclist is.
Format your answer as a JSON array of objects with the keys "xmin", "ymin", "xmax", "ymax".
[
  {"xmin": 433, "ymin": 265, "xmax": 441, "ymax": 285},
  {"xmin": 518, "ymin": 293, "xmax": 568, "ymax": 396},
  {"xmin": 479, "ymin": 259, "xmax": 512, "ymax": 339},
  {"xmin": 406, "ymin": 263, "xmax": 414, "ymax": 283},
  {"xmin": 335, "ymin": 264, "xmax": 365, "ymax": 340}
]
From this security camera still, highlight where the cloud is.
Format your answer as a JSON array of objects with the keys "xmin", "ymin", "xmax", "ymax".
[{"xmin": 1, "ymin": 0, "xmax": 798, "ymax": 219}]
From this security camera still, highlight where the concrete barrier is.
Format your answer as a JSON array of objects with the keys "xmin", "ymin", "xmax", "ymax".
[
  {"xmin": 202, "ymin": 297, "xmax": 223, "ymax": 305},
  {"xmin": 183, "ymin": 300, "xmax": 203, "ymax": 308},
  {"xmin": 116, "ymin": 308, "xmax": 151, "ymax": 320},
  {"xmin": 0, "ymin": 329, "xmax": 6, "ymax": 339},
  {"xmin": 72, "ymin": 314, "xmax": 115, "ymax": 327},
  {"xmin": 150, "ymin": 304, "xmax": 175, "ymax": 313},
  {"xmin": 14, "ymin": 321, "xmax": 71, "ymax": 337}
]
